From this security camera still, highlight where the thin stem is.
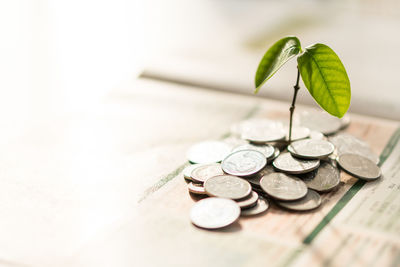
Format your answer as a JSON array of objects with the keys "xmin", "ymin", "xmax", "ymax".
[{"xmin": 289, "ymin": 67, "xmax": 300, "ymax": 143}]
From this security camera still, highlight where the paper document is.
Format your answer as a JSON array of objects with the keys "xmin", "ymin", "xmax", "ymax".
[{"xmin": 67, "ymin": 79, "xmax": 399, "ymax": 267}]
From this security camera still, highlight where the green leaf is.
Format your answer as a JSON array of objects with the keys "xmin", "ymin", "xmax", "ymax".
[
  {"xmin": 297, "ymin": 43, "xmax": 351, "ymax": 118},
  {"xmin": 255, "ymin": 36, "xmax": 302, "ymax": 93}
]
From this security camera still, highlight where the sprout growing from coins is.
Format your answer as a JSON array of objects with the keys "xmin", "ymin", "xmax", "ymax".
[
  {"xmin": 254, "ymin": 36, "xmax": 351, "ymax": 143},
  {"xmin": 185, "ymin": 39, "xmax": 384, "ymax": 229}
]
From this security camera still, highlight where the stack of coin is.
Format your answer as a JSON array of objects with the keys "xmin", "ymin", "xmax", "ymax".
[{"xmin": 185, "ymin": 111, "xmax": 382, "ymax": 230}]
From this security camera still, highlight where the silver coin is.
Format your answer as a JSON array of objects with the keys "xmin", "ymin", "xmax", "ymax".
[
  {"xmin": 222, "ymin": 136, "xmax": 248, "ymax": 147},
  {"xmin": 230, "ymin": 122, "xmax": 243, "ymax": 136},
  {"xmin": 260, "ymin": 172, "xmax": 308, "ymax": 201},
  {"xmin": 337, "ymin": 153, "xmax": 381, "ymax": 181},
  {"xmin": 288, "ymin": 139, "xmax": 334, "ymax": 159},
  {"xmin": 329, "ymin": 134, "xmax": 379, "ymax": 164},
  {"xmin": 187, "ymin": 182, "xmax": 207, "ymax": 195},
  {"xmin": 222, "ymin": 150, "xmax": 267, "ymax": 177},
  {"xmin": 240, "ymin": 120, "xmax": 286, "ymax": 144},
  {"xmin": 271, "ymin": 141, "xmax": 288, "ymax": 151},
  {"xmin": 245, "ymin": 176, "xmax": 262, "ymax": 188},
  {"xmin": 187, "ymin": 141, "xmax": 232, "ymax": 164},
  {"xmin": 191, "ymin": 163, "xmax": 224, "ymax": 183},
  {"xmin": 236, "ymin": 191, "xmax": 259, "ymax": 209},
  {"xmin": 232, "ymin": 118, "xmax": 284, "ymax": 136},
  {"xmin": 204, "ymin": 175, "xmax": 252, "ymax": 200},
  {"xmin": 190, "ymin": 197, "xmax": 240, "ymax": 229},
  {"xmin": 275, "ymin": 189, "xmax": 322, "ymax": 211},
  {"xmin": 252, "ymin": 187, "xmax": 269, "ymax": 199},
  {"xmin": 242, "ymin": 128, "xmax": 286, "ymax": 144},
  {"xmin": 299, "ymin": 161, "xmax": 340, "ymax": 192},
  {"xmin": 269, "ymin": 147, "xmax": 281, "ymax": 162},
  {"xmin": 183, "ymin": 164, "xmax": 204, "ymax": 180},
  {"xmin": 284, "ymin": 126, "xmax": 310, "ymax": 141},
  {"xmin": 240, "ymin": 197, "xmax": 269, "ymax": 216},
  {"xmin": 309, "ymin": 131, "xmax": 325, "ymax": 140},
  {"xmin": 340, "ymin": 114, "xmax": 351, "ymax": 129},
  {"xmin": 230, "ymin": 119, "xmax": 266, "ymax": 136},
  {"xmin": 245, "ymin": 165, "xmax": 276, "ymax": 187},
  {"xmin": 273, "ymin": 152, "xmax": 320, "ymax": 174},
  {"xmin": 300, "ymin": 111, "xmax": 342, "ymax": 135},
  {"xmin": 232, "ymin": 144, "xmax": 275, "ymax": 159}
]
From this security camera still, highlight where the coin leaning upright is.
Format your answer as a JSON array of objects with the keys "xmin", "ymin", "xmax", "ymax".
[
  {"xmin": 204, "ymin": 175, "xmax": 252, "ymax": 200},
  {"xmin": 273, "ymin": 152, "xmax": 320, "ymax": 174},
  {"xmin": 337, "ymin": 153, "xmax": 381, "ymax": 181},
  {"xmin": 190, "ymin": 197, "xmax": 240, "ymax": 229},
  {"xmin": 260, "ymin": 172, "xmax": 308, "ymax": 201},
  {"xmin": 222, "ymin": 150, "xmax": 266, "ymax": 177}
]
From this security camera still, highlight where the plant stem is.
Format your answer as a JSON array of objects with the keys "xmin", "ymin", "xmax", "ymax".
[{"xmin": 289, "ymin": 67, "xmax": 300, "ymax": 143}]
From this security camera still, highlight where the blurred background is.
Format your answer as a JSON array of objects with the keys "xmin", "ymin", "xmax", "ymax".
[
  {"xmin": 0, "ymin": 1, "xmax": 399, "ymax": 265},
  {"xmin": 0, "ymin": 0, "xmax": 399, "ymax": 122}
]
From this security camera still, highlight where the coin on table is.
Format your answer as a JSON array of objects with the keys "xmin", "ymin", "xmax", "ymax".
[
  {"xmin": 245, "ymin": 165, "xmax": 276, "ymax": 187},
  {"xmin": 230, "ymin": 118, "xmax": 272, "ymax": 136},
  {"xmin": 183, "ymin": 163, "xmax": 204, "ymax": 180},
  {"xmin": 337, "ymin": 153, "xmax": 381, "ymax": 181},
  {"xmin": 232, "ymin": 118, "xmax": 284, "ymax": 135},
  {"xmin": 242, "ymin": 128, "xmax": 286, "ymax": 144},
  {"xmin": 190, "ymin": 197, "xmax": 241, "ymax": 229},
  {"xmin": 309, "ymin": 131, "xmax": 325, "ymax": 140},
  {"xmin": 340, "ymin": 114, "xmax": 351, "ymax": 129},
  {"xmin": 299, "ymin": 161, "xmax": 340, "ymax": 192},
  {"xmin": 273, "ymin": 152, "xmax": 320, "ymax": 174},
  {"xmin": 245, "ymin": 175, "xmax": 262, "ymax": 188},
  {"xmin": 288, "ymin": 139, "xmax": 334, "ymax": 159},
  {"xmin": 284, "ymin": 126, "xmax": 310, "ymax": 141},
  {"xmin": 252, "ymin": 187, "xmax": 269, "ymax": 198},
  {"xmin": 275, "ymin": 189, "xmax": 321, "ymax": 211},
  {"xmin": 188, "ymin": 182, "xmax": 207, "ymax": 195},
  {"xmin": 300, "ymin": 111, "xmax": 342, "ymax": 135},
  {"xmin": 191, "ymin": 163, "xmax": 224, "ymax": 183},
  {"xmin": 329, "ymin": 134, "xmax": 379, "ymax": 164},
  {"xmin": 222, "ymin": 150, "xmax": 267, "ymax": 177},
  {"xmin": 236, "ymin": 191, "xmax": 259, "ymax": 209},
  {"xmin": 240, "ymin": 197, "xmax": 269, "ymax": 216},
  {"xmin": 204, "ymin": 175, "xmax": 252, "ymax": 200},
  {"xmin": 187, "ymin": 141, "xmax": 231, "ymax": 164},
  {"xmin": 269, "ymin": 147, "xmax": 280, "ymax": 162},
  {"xmin": 260, "ymin": 172, "xmax": 308, "ymax": 201},
  {"xmin": 222, "ymin": 136, "xmax": 248, "ymax": 147},
  {"xmin": 241, "ymin": 120, "xmax": 286, "ymax": 144},
  {"xmin": 232, "ymin": 144, "xmax": 275, "ymax": 159}
]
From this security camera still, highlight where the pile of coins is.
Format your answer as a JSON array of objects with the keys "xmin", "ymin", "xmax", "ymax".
[{"xmin": 185, "ymin": 111, "xmax": 381, "ymax": 230}]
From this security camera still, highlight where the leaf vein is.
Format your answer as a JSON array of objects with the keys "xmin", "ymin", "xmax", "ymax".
[{"xmin": 308, "ymin": 53, "xmax": 341, "ymax": 115}]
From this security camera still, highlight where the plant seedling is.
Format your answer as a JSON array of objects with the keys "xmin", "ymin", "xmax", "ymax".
[{"xmin": 254, "ymin": 36, "xmax": 351, "ymax": 142}]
